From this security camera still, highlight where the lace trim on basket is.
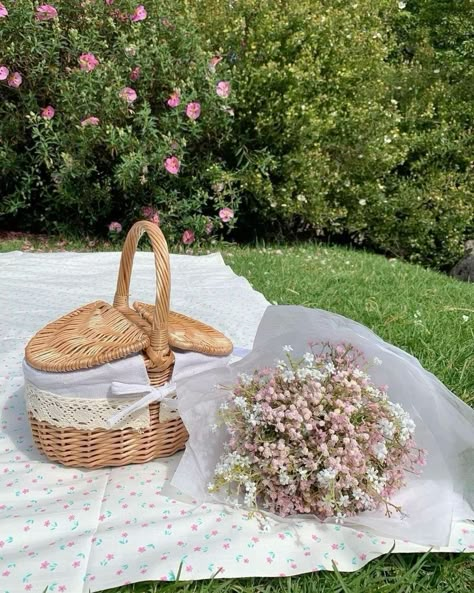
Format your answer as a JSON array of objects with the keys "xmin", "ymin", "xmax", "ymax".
[{"xmin": 24, "ymin": 382, "xmax": 151, "ymax": 430}]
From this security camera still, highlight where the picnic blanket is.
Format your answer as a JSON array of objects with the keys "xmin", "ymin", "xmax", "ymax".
[{"xmin": 0, "ymin": 251, "xmax": 473, "ymax": 593}]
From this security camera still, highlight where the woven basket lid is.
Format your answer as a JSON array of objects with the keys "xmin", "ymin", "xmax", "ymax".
[
  {"xmin": 25, "ymin": 301, "xmax": 150, "ymax": 372},
  {"xmin": 133, "ymin": 301, "xmax": 233, "ymax": 356}
]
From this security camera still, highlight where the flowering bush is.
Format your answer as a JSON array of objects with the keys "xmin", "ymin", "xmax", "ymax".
[
  {"xmin": 0, "ymin": 0, "xmax": 238, "ymax": 242},
  {"xmin": 209, "ymin": 344, "xmax": 426, "ymax": 521}
]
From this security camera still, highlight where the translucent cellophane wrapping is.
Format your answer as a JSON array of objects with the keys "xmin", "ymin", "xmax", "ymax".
[{"xmin": 172, "ymin": 305, "xmax": 474, "ymax": 547}]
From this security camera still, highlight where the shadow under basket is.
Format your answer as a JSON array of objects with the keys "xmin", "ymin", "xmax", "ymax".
[{"xmin": 23, "ymin": 221, "xmax": 206, "ymax": 468}]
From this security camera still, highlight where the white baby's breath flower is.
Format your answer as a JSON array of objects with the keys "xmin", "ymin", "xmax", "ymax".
[
  {"xmin": 278, "ymin": 469, "xmax": 291, "ymax": 486},
  {"xmin": 378, "ymin": 418, "xmax": 395, "ymax": 439},
  {"xmin": 398, "ymin": 1, "xmax": 406, "ymax": 9},
  {"xmin": 339, "ymin": 494, "xmax": 350, "ymax": 508},
  {"xmin": 335, "ymin": 512, "xmax": 346, "ymax": 524},
  {"xmin": 352, "ymin": 368, "xmax": 368, "ymax": 380},
  {"xmin": 317, "ymin": 468, "xmax": 338, "ymax": 486},
  {"xmin": 373, "ymin": 440, "xmax": 388, "ymax": 461},
  {"xmin": 324, "ymin": 362, "xmax": 336, "ymax": 374},
  {"xmin": 462, "ymin": 315, "xmax": 469, "ymax": 323},
  {"xmin": 282, "ymin": 370, "xmax": 295, "ymax": 382},
  {"xmin": 234, "ymin": 396, "xmax": 248, "ymax": 409},
  {"xmin": 359, "ymin": 199, "xmax": 367, "ymax": 206},
  {"xmin": 283, "ymin": 345, "xmax": 293, "ymax": 353},
  {"xmin": 303, "ymin": 352, "xmax": 315, "ymax": 364},
  {"xmin": 366, "ymin": 467, "xmax": 378, "ymax": 482},
  {"xmin": 296, "ymin": 367, "xmax": 311, "ymax": 380},
  {"xmin": 373, "ymin": 357, "xmax": 383, "ymax": 366},
  {"xmin": 239, "ymin": 373, "xmax": 253, "ymax": 387}
]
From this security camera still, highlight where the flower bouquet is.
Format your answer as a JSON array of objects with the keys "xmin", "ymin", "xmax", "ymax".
[
  {"xmin": 208, "ymin": 344, "xmax": 426, "ymax": 523},
  {"xmin": 172, "ymin": 306, "xmax": 474, "ymax": 546}
]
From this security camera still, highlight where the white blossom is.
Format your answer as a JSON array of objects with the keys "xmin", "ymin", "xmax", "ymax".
[
  {"xmin": 317, "ymin": 468, "xmax": 338, "ymax": 486},
  {"xmin": 239, "ymin": 373, "xmax": 253, "ymax": 387},
  {"xmin": 373, "ymin": 440, "xmax": 388, "ymax": 461}
]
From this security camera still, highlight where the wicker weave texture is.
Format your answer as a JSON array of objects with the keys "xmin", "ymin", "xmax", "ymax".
[
  {"xmin": 133, "ymin": 301, "xmax": 233, "ymax": 356},
  {"xmin": 29, "ymin": 403, "xmax": 188, "ymax": 468},
  {"xmin": 25, "ymin": 301, "xmax": 150, "ymax": 372}
]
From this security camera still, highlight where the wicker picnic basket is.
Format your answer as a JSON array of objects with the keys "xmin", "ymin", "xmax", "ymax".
[{"xmin": 23, "ymin": 220, "xmax": 232, "ymax": 468}]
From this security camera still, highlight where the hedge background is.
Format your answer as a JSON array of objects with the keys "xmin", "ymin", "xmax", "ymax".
[{"xmin": 0, "ymin": 0, "xmax": 473, "ymax": 268}]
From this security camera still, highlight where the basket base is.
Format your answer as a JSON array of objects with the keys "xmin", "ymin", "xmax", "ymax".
[{"xmin": 28, "ymin": 402, "xmax": 188, "ymax": 468}]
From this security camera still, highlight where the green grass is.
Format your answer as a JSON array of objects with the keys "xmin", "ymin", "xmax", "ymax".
[{"xmin": 1, "ymin": 237, "xmax": 473, "ymax": 592}]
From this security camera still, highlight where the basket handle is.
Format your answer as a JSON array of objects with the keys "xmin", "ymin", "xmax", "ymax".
[{"xmin": 113, "ymin": 221, "xmax": 173, "ymax": 371}]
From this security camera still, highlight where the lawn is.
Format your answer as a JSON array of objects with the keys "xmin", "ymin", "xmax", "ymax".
[{"xmin": 1, "ymin": 238, "xmax": 473, "ymax": 592}]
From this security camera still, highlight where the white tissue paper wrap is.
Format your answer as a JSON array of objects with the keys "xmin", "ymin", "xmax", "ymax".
[{"xmin": 172, "ymin": 305, "xmax": 474, "ymax": 547}]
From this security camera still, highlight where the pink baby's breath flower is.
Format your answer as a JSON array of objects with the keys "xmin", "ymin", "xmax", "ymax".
[
  {"xmin": 164, "ymin": 156, "xmax": 180, "ymax": 175},
  {"xmin": 205, "ymin": 221, "xmax": 214, "ymax": 235},
  {"xmin": 79, "ymin": 53, "xmax": 99, "ymax": 72},
  {"xmin": 8, "ymin": 72, "xmax": 22, "ymax": 88},
  {"xmin": 219, "ymin": 207, "xmax": 234, "ymax": 222},
  {"xmin": 105, "ymin": 0, "xmax": 114, "ymax": 4},
  {"xmin": 108, "ymin": 221, "xmax": 122, "ymax": 233},
  {"xmin": 0, "ymin": 3, "xmax": 8, "ymax": 17},
  {"xmin": 130, "ymin": 5, "xmax": 147, "ymax": 21},
  {"xmin": 216, "ymin": 81, "xmax": 231, "ymax": 98},
  {"xmin": 185, "ymin": 102, "xmax": 201, "ymax": 120},
  {"xmin": 41, "ymin": 105, "xmax": 55, "ymax": 119},
  {"xmin": 210, "ymin": 343, "xmax": 425, "ymax": 520},
  {"xmin": 119, "ymin": 87, "xmax": 137, "ymax": 103},
  {"xmin": 182, "ymin": 229, "xmax": 195, "ymax": 245},
  {"xmin": 0, "ymin": 66, "xmax": 9, "ymax": 80},
  {"xmin": 81, "ymin": 116, "xmax": 100, "ymax": 126},
  {"xmin": 35, "ymin": 4, "xmax": 58, "ymax": 21},
  {"xmin": 130, "ymin": 66, "xmax": 141, "ymax": 81},
  {"xmin": 167, "ymin": 91, "xmax": 180, "ymax": 108}
]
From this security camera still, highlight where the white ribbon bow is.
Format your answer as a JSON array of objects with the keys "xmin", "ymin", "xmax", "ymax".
[{"xmin": 107, "ymin": 381, "xmax": 177, "ymax": 427}]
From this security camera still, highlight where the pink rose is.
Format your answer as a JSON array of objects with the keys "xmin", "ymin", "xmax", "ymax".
[
  {"xmin": 185, "ymin": 102, "xmax": 201, "ymax": 120},
  {"xmin": 79, "ymin": 53, "xmax": 99, "ymax": 72},
  {"xmin": 216, "ymin": 81, "xmax": 231, "ymax": 98},
  {"xmin": 36, "ymin": 4, "xmax": 58, "ymax": 20},
  {"xmin": 81, "ymin": 116, "xmax": 100, "ymax": 126},
  {"xmin": 130, "ymin": 66, "xmax": 140, "ymax": 82},
  {"xmin": 167, "ymin": 91, "xmax": 180, "ymax": 108},
  {"xmin": 182, "ymin": 229, "xmax": 195, "ymax": 245},
  {"xmin": 164, "ymin": 156, "xmax": 180, "ymax": 175},
  {"xmin": 219, "ymin": 207, "xmax": 234, "ymax": 223},
  {"xmin": 130, "ymin": 5, "xmax": 146, "ymax": 22},
  {"xmin": 109, "ymin": 222, "xmax": 122, "ymax": 233},
  {"xmin": 0, "ymin": 66, "xmax": 9, "ymax": 80},
  {"xmin": 0, "ymin": 3, "xmax": 8, "ymax": 17},
  {"xmin": 208, "ymin": 56, "xmax": 222, "ymax": 72},
  {"xmin": 119, "ymin": 87, "xmax": 137, "ymax": 103},
  {"xmin": 7, "ymin": 72, "xmax": 22, "ymax": 88},
  {"xmin": 41, "ymin": 105, "xmax": 55, "ymax": 119},
  {"xmin": 141, "ymin": 205, "xmax": 160, "ymax": 225}
]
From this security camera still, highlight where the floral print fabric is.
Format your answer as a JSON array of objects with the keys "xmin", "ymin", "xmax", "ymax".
[{"xmin": 0, "ymin": 252, "xmax": 472, "ymax": 593}]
